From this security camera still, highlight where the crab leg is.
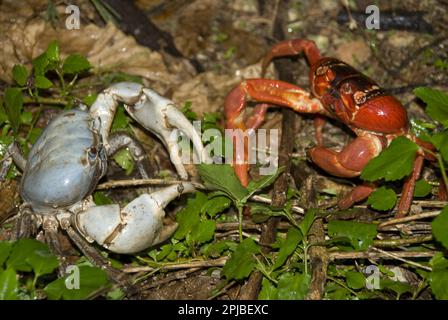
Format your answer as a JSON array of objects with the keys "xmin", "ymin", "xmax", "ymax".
[
  {"xmin": 91, "ymin": 82, "xmax": 210, "ymax": 179},
  {"xmin": 73, "ymin": 182, "xmax": 195, "ymax": 254},
  {"xmin": 261, "ymin": 39, "xmax": 322, "ymax": 76},
  {"xmin": 225, "ymin": 79, "xmax": 324, "ymax": 186}
]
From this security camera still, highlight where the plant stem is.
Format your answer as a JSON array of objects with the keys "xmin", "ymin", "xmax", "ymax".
[
  {"xmin": 327, "ymin": 276, "xmax": 359, "ymax": 297},
  {"xmin": 23, "ymin": 97, "xmax": 67, "ymax": 105},
  {"xmin": 238, "ymin": 206, "xmax": 243, "ymax": 242},
  {"xmin": 423, "ymin": 148, "xmax": 448, "ymax": 196}
]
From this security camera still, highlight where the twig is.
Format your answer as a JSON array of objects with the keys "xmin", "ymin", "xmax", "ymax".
[
  {"xmin": 370, "ymin": 248, "xmax": 432, "ymax": 272},
  {"xmin": 373, "ymin": 235, "xmax": 433, "ymax": 247},
  {"xmin": 207, "ymin": 281, "xmax": 238, "ymax": 300},
  {"xmin": 136, "ymin": 267, "xmax": 201, "ymax": 290},
  {"xmin": 329, "ymin": 250, "xmax": 435, "ymax": 260},
  {"xmin": 96, "ymin": 178, "xmax": 206, "ymax": 190},
  {"xmin": 378, "ymin": 211, "xmax": 441, "ymax": 229},
  {"xmin": 123, "ymin": 257, "xmax": 228, "ymax": 273}
]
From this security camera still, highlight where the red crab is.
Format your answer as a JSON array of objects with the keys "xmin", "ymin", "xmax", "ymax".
[{"xmin": 225, "ymin": 39, "xmax": 435, "ymax": 217}]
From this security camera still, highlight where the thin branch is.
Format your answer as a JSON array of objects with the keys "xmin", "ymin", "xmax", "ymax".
[
  {"xmin": 329, "ymin": 250, "xmax": 435, "ymax": 260},
  {"xmin": 378, "ymin": 211, "xmax": 441, "ymax": 229},
  {"xmin": 122, "ymin": 257, "xmax": 228, "ymax": 273}
]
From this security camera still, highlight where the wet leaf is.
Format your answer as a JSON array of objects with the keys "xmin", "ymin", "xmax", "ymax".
[
  {"xmin": 44, "ymin": 265, "xmax": 110, "ymax": 300},
  {"xmin": 62, "ymin": 54, "xmax": 91, "ymax": 74},
  {"xmin": 276, "ymin": 272, "xmax": 311, "ymax": 300},
  {"xmin": 328, "ymin": 220, "xmax": 377, "ymax": 251},
  {"xmin": 432, "ymin": 206, "xmax": 448, "ymax": 249},
  {"xmin": 414, "ymin": 179, "xmax": 432, "ymax": 197},
  {"xmin": 273, "ymin": 227, "xmax": 302, "ymax": 270},
  {"xmin": 0, "ymin": 268, "xmax": 18, "ymax": 300},
  {"xmin": 222, "ymin": 238, "xmax": 259, "ymax": 280},
  {"xmin": 367, "ymin": 186, "xmax": 397, "ymax": 211},
  {"xmin": 12, "ymin": 65, "xmax": 28, "ymax": 87},
  {"xmin": 414, "ymin": 87, "xmax": 448, "ymax": 127},
  {"xmin": 361, "ymin": 137, "xmax": 419, "ymax": 182}
]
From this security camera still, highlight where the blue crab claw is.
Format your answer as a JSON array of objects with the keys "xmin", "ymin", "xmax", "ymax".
[
  {"xmin": 74, "ymin": 182, "xmax": 195, "ymax": 254},
  {"xmin": 90, "ymin": 82, "xmax": 211, "ymax": 179}
]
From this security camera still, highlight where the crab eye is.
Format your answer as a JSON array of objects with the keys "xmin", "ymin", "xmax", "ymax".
[
  {"xmin": 341, "ymin": 82, "xmax": 353, "ymax": 94},
  {"xmin": 88, "ymin": 146, "xmax": 98, "ymax": 162}
]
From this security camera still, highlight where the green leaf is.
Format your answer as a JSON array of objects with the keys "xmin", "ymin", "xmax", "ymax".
[
  {"xmin": 246, "ymin": 167, "xmax": 284, "ymax": 196},
  {"xmin": 429, "ymin": 270, "xmax": 448, "ymax": 300},
  {"xmin": 156, "ymin": 244, "xmax": 173, "ymax": 261},
  {"xmin": 62, "ymin": 54, "xmax": 91, "ymax": 74},
  {"xmin": 299, "ymin": 209, "xmax": 316, "ymax": 237},
  {"xmin": 346, "ymin": 271, "xmax": 366, "ymax": 290},
  {"xmin": 380, "ymin": 279, "xmax": 412, "ymax": 297},
  {"xmin": 432, "ymin": 206, "xmax": 448, "ymax": 249},
  {"xmin": 197, "ymin": 164, "xmax": 248, "ymax": 203},
  {"xmin": 431, "ymin": 131, "xmax": 448, "ymax": 163},
  {"xmin": 6, "ymin": 239, "xmax": 43, "ymax": 272},
  {"xmin": 111, "ymin": 106, "xmax": 129, "ymax": 131},
  {"xmin": 367, "ymin": 186, "xmax": 397, "ymax": 211},
  {"xmin": 26, "ymin": 244, "xmax": 59, "ymax": 278},
  {"xmin": 361, "ymin": 137, "xmax": 419, "ymax": 182},
  {"xmin": 276, "ymin": 272, "xmax": 311, "ymax": 300},
  {"xmin": 46, "ymin": 40, "xmax": 60, "ymax": 62},
  {"xmin": 113, "ymin": 148, "xmax": 134, "ymax": 175},
  {"xmin": 414, "ymin": 87, "xmax": 448, "ymax": 127},
  {"xmin": 327, "ymin": 220, "xmax": 377, "ymax": 251},
  {"xmin": 12, "ymin": 65, "xmax": 28, "ymax": 86},
  {"xmin": 0, "ymin": 268, "xmax": 18, "ymax": 300},
  {"xmin": 430, "ymin": 252, "xmax": 448, "ymax": 270},
  {"xmin": 93, "ymin": 191, "xmax": 114, "ymax": 205},
  {"xmin": 414, "ymin": 179, "xmax": 432, "ymax": 197},
  {"xmin": 273, "ymin": 227, "xmax": 302, "ymax": 270},
  {"xmin": 44, "ymin": 265, "xmax": 110, "ymax": 300},
  {"xmin": 0, "ymin": 241, "xmax": 13, "ymax": 266},
  {"xmin": 6, "ymin": 239, "xmax": 58, "ymax": 276},
  {"xmin": 189, "ymin": 219, "xmax": 216, "ymax": 244},
  {"xmin": 32, "ymin": 53, "xmax": 49, "ymax": 76},
  {"xmin": 82, "ymin": 94, "xmax": 98, "ymax": 107},
  {"xmin": 20, "ymin": 111, "xmax": 33, "ymax": 125},
  {"xmin": 34, "ymin": 75, "xmax": 53, "ymax": 89},
  {"xmin": 200, "ymin": 241, "xmax": 237, "ymax": 258},
  {"xmin": 201, "ymin": 196, "xmax": 231, "ymax": 217},
  {"xmin": 222, "ymin": 238, "xmax": 260, "ymax": 280},
  {"xmin": 258, "ymin": 278, "xmax": 278, "ymax": 300},
  {"xmin": 4, "ymin": 87, "xmax": 23, "ymax": 133},
  {"xmin": 174, "ymin": 192, "xmax": 207, "ymax": 240}
]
